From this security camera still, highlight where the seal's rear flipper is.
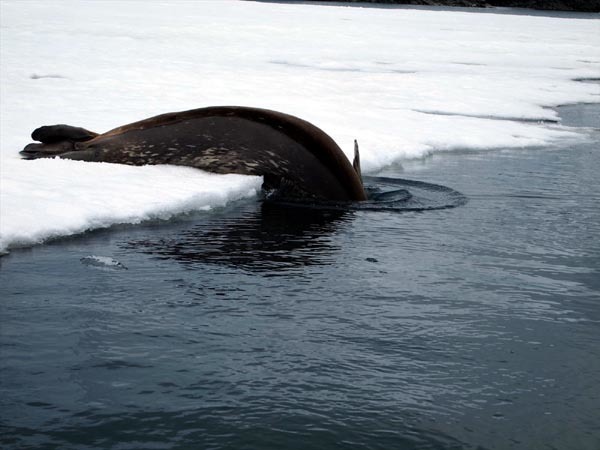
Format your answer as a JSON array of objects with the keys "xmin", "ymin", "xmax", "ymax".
[
  {"xmin": 353, "ymin": 139, "xmax": 363, "ymax": 186},
  {"xmin": 20, "ymin": 140, "xmax": 76, "ymax": 160},
  {"xmin": 32, "ymin": 124, "xmax": 98, "ymax": 144}
]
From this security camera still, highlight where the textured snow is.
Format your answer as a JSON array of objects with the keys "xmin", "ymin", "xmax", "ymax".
[{"xmin": 1, "ymin": 0, "xmax": 598, "ymax": 251}]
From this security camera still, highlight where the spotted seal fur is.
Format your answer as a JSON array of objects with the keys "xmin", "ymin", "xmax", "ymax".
[{"xmin": 20, "ymin": 106, "xmax": 367, "ymax": 201}]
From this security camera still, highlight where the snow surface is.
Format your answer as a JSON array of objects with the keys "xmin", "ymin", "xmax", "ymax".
[{"xmin": 1, "ymin": 0, "xmax": 598, "ymax": 252}]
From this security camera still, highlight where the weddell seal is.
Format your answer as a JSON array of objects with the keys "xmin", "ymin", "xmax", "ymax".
[{"xmin": 20, "ymin": 106, "xmax": 367, "ymax": 202}]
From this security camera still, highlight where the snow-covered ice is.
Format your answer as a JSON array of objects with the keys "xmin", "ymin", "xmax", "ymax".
[{"xmin": 1, "ymin": 0, "xmax": 598, "ymax": 252}]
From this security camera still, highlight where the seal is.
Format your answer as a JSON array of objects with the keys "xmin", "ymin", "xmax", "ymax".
[{"xmin": 20, "ymin": 106, "xmax": 367, "ymax": 201}]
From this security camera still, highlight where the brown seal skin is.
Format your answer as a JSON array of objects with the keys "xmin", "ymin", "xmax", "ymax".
[{"xmin": 20, "ymin": 106, "xmax": 367, "ymax": 202}]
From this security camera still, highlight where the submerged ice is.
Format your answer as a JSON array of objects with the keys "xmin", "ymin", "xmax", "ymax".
[
  {"xmin": 0, "ymin": 1, "xmax": 598, "ymax": 251},
  {"xmin": 80, "ymin": 255, "xmax": 128, "ymax": 271}
]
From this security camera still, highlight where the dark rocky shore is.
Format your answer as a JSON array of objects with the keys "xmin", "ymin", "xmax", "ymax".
[{"xmin": 324, "ymin": 0, "xmax": 600, "ymax": 12}]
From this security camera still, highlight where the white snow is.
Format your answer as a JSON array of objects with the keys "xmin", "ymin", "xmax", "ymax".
[{"xmin": 1, "ymin": 0, "xmax": 598, "ymax": 252}]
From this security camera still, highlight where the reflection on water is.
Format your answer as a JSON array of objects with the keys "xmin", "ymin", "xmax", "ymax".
[
  {"xmin": 123, "ymin": 203, "xmax": 352, "ymax": 272},
  {"xmin": 123, "ymin": 177, "xmax": 466, "ymax": 273},
  {"xmin": 269, "ymin": 176, "xmax": 467, "ymax": 212}
]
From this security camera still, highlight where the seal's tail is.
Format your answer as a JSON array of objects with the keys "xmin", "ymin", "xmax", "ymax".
[
  {"xmin": 32, "ymin": 124, "xmax": 98, "ymax": 144},
  {"xmin": 20, "ymin": 124, "xmax": 98, "ymax": 159}
]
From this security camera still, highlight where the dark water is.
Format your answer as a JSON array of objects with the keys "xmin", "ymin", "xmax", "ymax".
[
  {"xmin": 1, "ymin": 103, "xmax": 599, "ymax": 450},
  {"xmin": 259, "ymin": 1, "xmax": 600, "ymax": 20}
]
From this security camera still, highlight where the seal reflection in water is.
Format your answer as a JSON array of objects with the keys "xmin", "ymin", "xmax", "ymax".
[{"xmin": 20, "ymin": 106, "xmax": 367, "ymax": 202}]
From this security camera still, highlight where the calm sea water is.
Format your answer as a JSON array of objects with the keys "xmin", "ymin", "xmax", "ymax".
[{"xmin": 1, "ymin": 102, "xmax": 599, "ymax": 450}]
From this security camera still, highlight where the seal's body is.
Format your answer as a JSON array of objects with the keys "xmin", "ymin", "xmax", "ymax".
[{"xmin": 21, "ymin": 106, "xmax": 367, "ymax": 201}]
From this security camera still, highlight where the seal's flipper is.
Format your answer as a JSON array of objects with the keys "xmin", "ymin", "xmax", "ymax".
[
  {"xmin": 20, "ymin": 140, "xmax": 77, "ymax": 159},
  {"xmin": 32, "ymin": 124, "xmax": 98, "ymax": 144},
  {"xmin": 353, "ymin": 140, "xmax": 363, "ymax": 187}
]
